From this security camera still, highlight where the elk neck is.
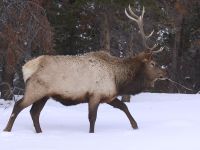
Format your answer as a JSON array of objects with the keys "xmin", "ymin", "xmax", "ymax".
[{"xmin": 114, "ymin": 57, "xmax": 149, "ymax": 95}]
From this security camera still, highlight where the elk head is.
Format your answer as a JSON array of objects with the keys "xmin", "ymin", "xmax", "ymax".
[{"xmin": 138, "ymin": 52, "xmax": 167, "ymax": 87}]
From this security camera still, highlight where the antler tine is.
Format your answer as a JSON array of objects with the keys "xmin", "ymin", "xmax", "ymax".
[
  {"xmin": 141, "ymin": 6, "xmax": 145, "ymax": 19},
  {"xmin": 128, "ymin": 4, "xmax": 139, "ymax": 19},
  {"xmin": 152, "ymin": 46, "xmax": 164, "ymax": 54},
  {"xmin": 125, "ymin": 8, "xmax": 138, "ymax": 22},
  {"xmin": 150, "ymin": 43, "xmax": 158, "ymax": 50},
  {"xmin": 146, "ymin": 30, "xmax": 154, "ymax": 38}
]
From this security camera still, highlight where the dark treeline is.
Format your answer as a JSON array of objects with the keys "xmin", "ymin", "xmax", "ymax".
[{"xmin": 0, "ymin": 0, "xmax": 200, "ymax": 100}]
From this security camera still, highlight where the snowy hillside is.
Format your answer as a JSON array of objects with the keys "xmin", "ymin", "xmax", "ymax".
[{"xmin": 0, "ymin": 93, "xmax": 200, "ymax": 150}]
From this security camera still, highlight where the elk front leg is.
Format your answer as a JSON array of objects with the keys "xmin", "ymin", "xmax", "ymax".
[
  {"xmin": 88, "ymin": 98, "xmax": 100, "ymax": 133},
  {"xmin": 30, "ymin": 97, "xmax": 48, "ymax": 133},
  {"xmin": 108, "ymin": 98, "xmax": 138, "ymax": 129}
]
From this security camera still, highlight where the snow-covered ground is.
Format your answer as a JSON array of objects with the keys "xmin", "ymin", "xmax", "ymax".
[{"xmin": 0, "ymin": 93, "xmax": 200, "ymax": 150}]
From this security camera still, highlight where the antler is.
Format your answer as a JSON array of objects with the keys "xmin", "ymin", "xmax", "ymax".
[{"xmin": 125, "ymin": 5, "xmax": 164, "ymax": 54}]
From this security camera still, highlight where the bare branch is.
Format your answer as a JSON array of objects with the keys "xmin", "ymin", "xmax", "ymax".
[{"xmin": 165, "ymin": 78, "xmax": 193, "ymax": 91}]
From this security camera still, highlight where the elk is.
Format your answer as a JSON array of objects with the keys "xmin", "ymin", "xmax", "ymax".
[{"xmin": 3, "ymin": 5, "xmax": 166, "ymax": 133}]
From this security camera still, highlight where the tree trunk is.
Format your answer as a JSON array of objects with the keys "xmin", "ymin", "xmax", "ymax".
[
  {"xmin": 126, "ymin": 26, "xmax": 134, "ymax": 57},
  {"xmin": 194, "ymin": 50, "xmax": 200, "ymax": 92},
  {"xmin": 170, "ymin": 14, "xmax": 184, "ymax": 93},
  {"xmin": 100, "ymin": 12, "xmax": 110, "ymax": 52},
  {"xmin": 1, "ymin": 48, "xmax": 15, "ymax": 100}
]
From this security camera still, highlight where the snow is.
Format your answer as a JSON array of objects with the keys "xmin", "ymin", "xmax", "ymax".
[{"xmin": 0, "ymin": 93, "xmax": 200, "ymax": 150}]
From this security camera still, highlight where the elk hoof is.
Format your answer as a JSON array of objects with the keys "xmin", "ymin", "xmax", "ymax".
[
  {"xmin": 132, "ymin": 124, "xmax": 138, "ymax": 129},
  {"xmin": 89, "ymin": 130, "xmax": 95, "ymax": 133},
  {"xmin": 35, "ymin": 129, "xmax": 42, "ymax": 133},
  {"xmin": 3, "ymin": 128, "xmax": 11, "ymax": 132}
]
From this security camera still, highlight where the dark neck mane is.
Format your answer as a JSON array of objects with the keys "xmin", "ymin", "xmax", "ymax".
[{"xmin": 114, "ymin": 57, "xmax": 149, "ymax": 95}]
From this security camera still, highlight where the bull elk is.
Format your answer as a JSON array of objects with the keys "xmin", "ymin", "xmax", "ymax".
[{"xmin": 4, "ymin": 5, "xmax": 166, "ymax": 133}]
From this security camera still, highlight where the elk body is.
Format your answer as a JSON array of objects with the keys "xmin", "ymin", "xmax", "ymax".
[{"xmin": 4, "ymin": 6, "xmax": 167, "ymax": 133}]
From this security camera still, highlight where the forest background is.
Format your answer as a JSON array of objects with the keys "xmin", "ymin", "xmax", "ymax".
[{"xmin": 0, "ymin": 0, "xmax": 199, "ymax": 101}]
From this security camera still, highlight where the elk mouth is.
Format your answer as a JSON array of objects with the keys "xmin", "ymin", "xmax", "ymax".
[
  {"xmin": 150, "ymin": 77, "xmax": 167, "ymax": 87},
  {"xmin": 153, "ymin": 77, "xmax": 168, "ymax": 83}
]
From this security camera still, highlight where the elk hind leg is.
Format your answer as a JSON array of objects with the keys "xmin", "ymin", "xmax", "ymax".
[
  {"xmin": 30, "ymin": 97, "xmax": 48, "ymax": 133},
  {"xmin": 4, "ymin": 98, "xmax": 29, "ymax": 132},
  {"xmin": 4, "ymin": 80, "xmax": 47, "ymax": 132}
]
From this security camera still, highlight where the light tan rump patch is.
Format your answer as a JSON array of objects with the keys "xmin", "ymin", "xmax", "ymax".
[{"xmin": 22, "ymin": 56, "xmax": 44, "ymax": 82}]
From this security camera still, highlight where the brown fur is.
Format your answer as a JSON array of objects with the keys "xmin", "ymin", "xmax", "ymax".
[{"xmin": 4, "ymin": 51, "xmax": 166, "ymax": 133}]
